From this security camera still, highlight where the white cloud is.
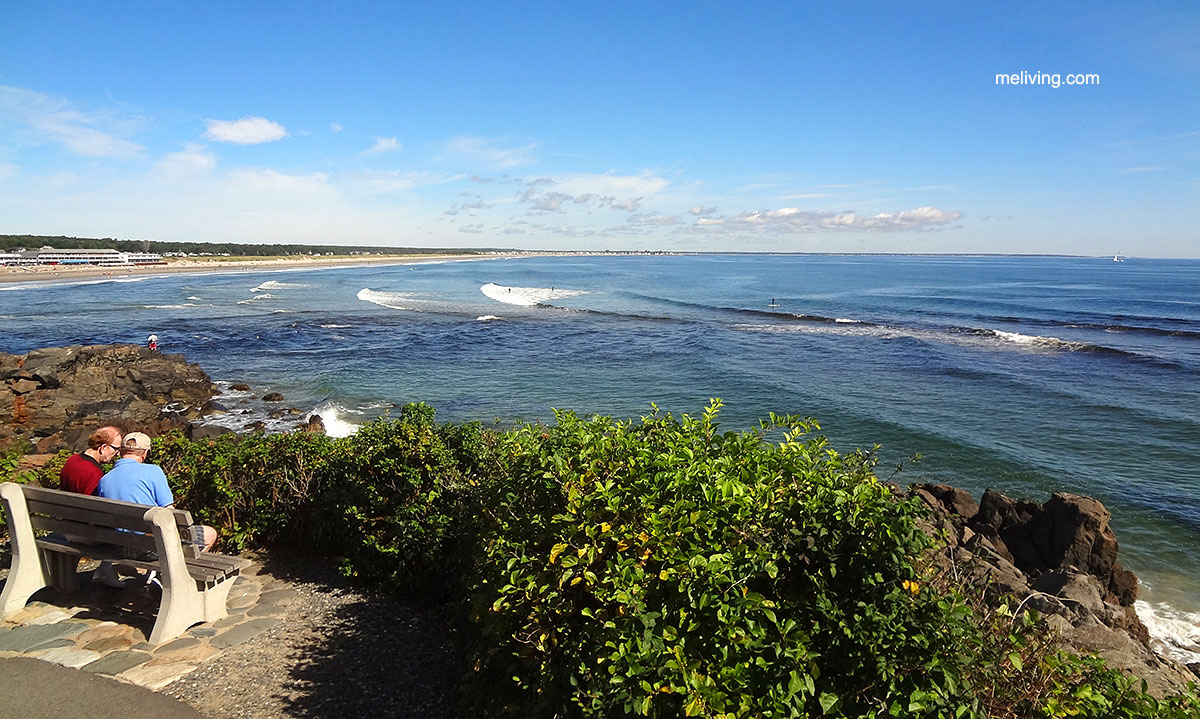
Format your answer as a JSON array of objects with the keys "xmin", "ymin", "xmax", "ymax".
[
  {"xmin": 695, "ymin": 205, "xmax": 962, "ymax": 233},
  {"xmin": 447, "ymin": 137, "xmax": 537, "ymax": 168},
  {"xmin": 0, "ymin": 85, "xmax": 144, "ymax": 158},
  {"xmin": 688, "ymin": 205, "xmax": 717, "ymax": 216},
  {"xmin": 608, "ymin": 197, "xmax": 642, "ymax": 212},
  {"xmin": 627, "ymin": 213, "xmax": 680, "ymax": 226},
  {"xmin": 203, "ymin": 116, "xmax": 289, "ymax": 144},
  {"xmin": 553, "ymin": 171, "xmax": 669, "ymax": 198},
  {"xmin": 156, "ymin": 143, "xmax": 217, "ymax": 174},
  {"xmin": 348, "ymin": 169, "xmax": 464, "ymax": 195},
  {"xmin": 364, "ymin": 136, "xmax": 401, "ymax": 154},
  {"xmin": 330, "ymin": 123, "xmax": 343, "ymax": 133}
]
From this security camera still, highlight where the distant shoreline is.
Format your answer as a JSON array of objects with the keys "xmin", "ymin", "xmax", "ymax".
[{"xmin": 0, "ymin": 253, "xmax": 496, "ymax": 285}]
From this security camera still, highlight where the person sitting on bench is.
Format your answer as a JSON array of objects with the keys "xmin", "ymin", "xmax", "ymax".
[{"xmin": 99, "ymin": 432, "xmax": 217, "ymax": 556}]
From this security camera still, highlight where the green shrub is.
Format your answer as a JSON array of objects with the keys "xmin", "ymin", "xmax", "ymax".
[
  {"xmin": 463, "ymin": 402, "xmax": 981, "ymax": 718},
  {"xmin": 153, "ymin": 429, "xmax": 340, "ymax": 551},
  {"xmin": 318, "ymin": 403, "xmax": 483, "ymax": 595}
]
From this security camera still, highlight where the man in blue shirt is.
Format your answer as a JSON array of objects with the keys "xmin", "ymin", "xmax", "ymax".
[{"xmin": 99, "ymin": 432, "xmax": 216, "ymax": 551}]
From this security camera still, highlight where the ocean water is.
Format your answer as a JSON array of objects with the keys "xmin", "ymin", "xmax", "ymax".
[{"xmin": 2, "ymin": 253, "xmax": 1198, "ymax": 662}]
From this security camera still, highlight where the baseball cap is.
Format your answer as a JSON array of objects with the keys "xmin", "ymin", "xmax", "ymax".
[{"xmin": 122, "ymin": 432, "xmax": 152, "ymax": 451}]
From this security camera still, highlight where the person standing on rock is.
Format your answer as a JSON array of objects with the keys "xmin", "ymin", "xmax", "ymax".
[
  {"xmin": 59, "ymin": 426, "xmax": 122, "ymax": 496},
  {"xmin": 99, "ymin": 432, "xmax": 217, "ymax": 552}
]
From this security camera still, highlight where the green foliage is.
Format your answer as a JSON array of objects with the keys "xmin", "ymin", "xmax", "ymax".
[
  {"xmin": 463, "ymin": 402, "xmax": 978, "ymax": 718},
  {"xmin": 18, "ymin": 402, "xmax": 1191, "ymax": 717},
  {"xmin": 153, "ymin": 429, "xmax": 339, "ymax": 552},
  {"xmin": 317, "ymin": 403, "xmax": 487, "ymax": 595}
]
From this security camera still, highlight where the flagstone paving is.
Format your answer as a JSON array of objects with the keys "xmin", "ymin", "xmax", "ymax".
[{"xmin": 0, "ymin": 559, "xmax": 286, "ymax": 691}]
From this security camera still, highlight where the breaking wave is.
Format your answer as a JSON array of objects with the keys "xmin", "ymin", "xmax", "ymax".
[
  {"xmin": 481, "ymin": 282, "xmax": 588, "ymax": 307},
  {"xmin": 252, "ymin": 280, "xmax": 308, "ymax": 292},
  {"xmin": 357, "ymin": 288, "xmax": 420, "ymax": 311}
]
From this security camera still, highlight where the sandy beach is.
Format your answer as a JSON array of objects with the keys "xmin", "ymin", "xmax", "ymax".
[{"xmin": 0, "ymin": 253, "xmax": 494, "ymax": 285}]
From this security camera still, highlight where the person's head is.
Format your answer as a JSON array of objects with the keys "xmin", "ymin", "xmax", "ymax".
[
  {"xmin": 87, "ymin": 426, "xmax": 123, "ymax": 462},
  {"xmin": 119, "ymin": 432, "xmax": 152, "ymax": 461}
]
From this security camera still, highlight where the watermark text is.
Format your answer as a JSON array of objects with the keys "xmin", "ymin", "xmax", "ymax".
[{"xmin": 995, "ymin": 71, "xmax": 1100, "ymax": 88}]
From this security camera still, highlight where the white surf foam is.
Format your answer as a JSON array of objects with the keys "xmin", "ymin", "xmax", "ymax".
[
  {"xmin": 252, "ymin": 280, "xmax": 307, "ymax": 292},
  {"xmin": 989, "ymin": 329, "xmax": 1081, "ymax": 350},
  {"xmin": 1135, "ymin": 600, "xmax": 1200, "ymax": 665},
  {"xmin": 186, "ymin": 296, "xmax": 201, "ymax": 301},
  {"xmin": 312, "ymin": 402, "xmax": 361, "ymax": 438},
  {"xmin": 480, "ymin": 282, "xmax": 588, "ymax": 306},
  {"xmin": 357, "ymin": 288, "xmax": 419, "ymax": 311},
  {"xmin": 476, "ymin": 315, "xmax": 503, "ymax": 321},
  {"xmin": 319, "ymin": 323, "xmax": 351, "ymax": 329},
  {"xmin": 237, "ymin": 293, "xmax": 278, "ymax": 304}
]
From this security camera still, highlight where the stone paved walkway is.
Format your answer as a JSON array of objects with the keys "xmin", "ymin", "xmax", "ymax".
[{"xmin": 0, "ymin": 560, "xmax": 290, "ymax": 691}]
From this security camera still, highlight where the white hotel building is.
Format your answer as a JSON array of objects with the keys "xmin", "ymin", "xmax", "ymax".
[{"xmin": 1, "ymin": 247, "xmax": 165, "ymax": 266}]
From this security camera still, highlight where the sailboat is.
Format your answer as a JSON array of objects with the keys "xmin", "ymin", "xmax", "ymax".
[{"xmin": 1112, "ymin": 251, "xmax": 1125, "ymax": 262}]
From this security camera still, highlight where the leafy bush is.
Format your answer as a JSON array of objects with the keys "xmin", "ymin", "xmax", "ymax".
[
  {"xmin": 463, "ymin": 402, "xmax": 982, "ymax": 718},
  {"xmin": 26, "ymin": 401, "xmax": 1191, "ymax": 717}
]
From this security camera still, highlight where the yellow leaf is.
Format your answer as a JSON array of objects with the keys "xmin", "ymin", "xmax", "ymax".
[
  {"xmin": 600, "ymin": 522, "xmax": 611, "ymax": 533},
  {"xmin": 549, "ymin": 542, "xmax": 568, "ymax": 564}
]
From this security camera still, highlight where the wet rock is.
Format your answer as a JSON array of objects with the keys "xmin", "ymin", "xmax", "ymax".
[
  {"xmin": 261, "ymin": 392, "xmax": 284, "ymax": 402},
  {"xmin": 301, "ymin": 414, "xmax": 325, "ymax": 435},
  {"xmin": 189, "ymin": 424, "xmax": 234, "ymax": 441},
  {"xmin": 230, "ymin": 383, "xmax": 251, "ymax": 392},
  {"xmin": 0, "ymin": 344, "xmax": 216, "ymax": 453}
]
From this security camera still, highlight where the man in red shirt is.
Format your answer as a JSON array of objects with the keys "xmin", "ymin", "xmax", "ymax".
[{"xmin": 60, "ymin": 426, "xmax": 122, "ymax": 495}]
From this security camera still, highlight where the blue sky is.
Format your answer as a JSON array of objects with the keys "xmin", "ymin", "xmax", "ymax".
[{"xmin": 1, "ymin": 2, "xmax": 1197, "ymax": 256}]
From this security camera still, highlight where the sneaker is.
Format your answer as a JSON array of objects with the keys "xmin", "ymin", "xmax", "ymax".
[{"xmin": 143, "ymin": 570, "xmax": 161, "ymax": 588}]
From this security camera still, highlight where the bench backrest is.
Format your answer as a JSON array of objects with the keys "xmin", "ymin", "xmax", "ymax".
[{"xmin": 17, "ymin": 484, "xmax": 200, "ymax": 558}]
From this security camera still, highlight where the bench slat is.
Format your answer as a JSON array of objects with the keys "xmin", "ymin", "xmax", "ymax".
[
  {"xmin": 27, "ymin": 501, "xmax": 159, "ymax": 534},
  {"xmin": 19, "ymin": 485, "xmax": 194, "ymax": 525},
  {"xmin": 32, "ymin": 517, "xmax": 158, "ymax": 550},
  {"xmin": 27, "ymin": 497, "xmax": 193, "ymax": 530}
]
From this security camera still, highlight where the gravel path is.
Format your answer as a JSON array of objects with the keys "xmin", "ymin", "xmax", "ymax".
[
  {"xmin": 1, "ymin": 540, "xmax": 466, "ymax": 719},
  {"xmin": 162, "ymin": 551, "xmax": 467, "ymax": 719}
]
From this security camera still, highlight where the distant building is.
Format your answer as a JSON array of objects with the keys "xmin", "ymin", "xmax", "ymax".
[{"xmin": 5, "ymin": 247, "xmax": 166, "ymax": 266}]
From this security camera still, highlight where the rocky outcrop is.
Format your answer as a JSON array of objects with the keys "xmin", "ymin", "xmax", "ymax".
[
  {"xmin": 907, "ymin": 483, "xmax": 1197, "ymax": 696},
  {"xmin": 0, "ymin": 344, "xmax": 217, "ymax": 452}
]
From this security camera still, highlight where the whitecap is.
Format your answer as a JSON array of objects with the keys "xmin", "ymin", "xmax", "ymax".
[
  {"xmin": 186, "ymin": 296, "xmax": 201, "ymax": 301},
  {"xmin": 357, "ymin": 288, "xmax": 419, "ymax": 311},
  {"xmin": 1135, "ymin": 600, "xmax": 1200, "ymax": 665},
  {"xmin": 480, "ymin": 282, "xmax": 588, "ymax": 306},
  {"xmin": 252, "ymin": 280, "xmax": 308, "ymax": 292},
  {"xmin": 311, "ymin": 402, "xmax": 361, "ymax": 438},
  {"xmin": 237, "ymin": 293, "xmax": 277, "ymax": 304},
  {"xmin": 318, "ymin": 323, "xmax": 351, "ymax": 329},
  {"xmin": 476, "ymin": 315, "xmax": 503, "ymax": 321}
]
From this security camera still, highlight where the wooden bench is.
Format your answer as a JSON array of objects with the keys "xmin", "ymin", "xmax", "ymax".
[{"xmin": 0, "ymin": 482, "xmax": 252, "ymax": 644}]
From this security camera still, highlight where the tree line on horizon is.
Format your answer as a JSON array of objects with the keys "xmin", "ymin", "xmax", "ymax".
[{"xmin": 0, "ymin": 234, "xmax": 485, "ymax": 257}]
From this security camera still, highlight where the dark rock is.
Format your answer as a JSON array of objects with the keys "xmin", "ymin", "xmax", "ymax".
[
  {"xmin": 189, "ymin": 424, "xmax": 234, "ymax": 441},
  {"xmin": 230, "ymin": 383, "xmax": 251, "ymax": 392},
  {"xmin": 301, "ymin": 414, "xmax": 325, "ymax": 435},
  {"xmin": 267, "ymin": 408, "xmax": 287, "ymax": 419},
  {"xmin": 201, "ymin": 400, "xmax": 228, "ymax": 415},
  {"xmin": 0, "ymin": 344, "xmax": 216, "ymax": 453},
  {"xmin": 248, "ymin": 421, "xmax": 267, "ymax": 432},
  {"xmin": 913, "ymin": 483, "xmax": 979, "ymax": 521},
  {"xmin": 1187, "ymin": 662, "xmax": 1200, "ymax": 680},
  {"xmin": 262, "ymin": 392, "xmax": 284, "ymax": 402}
]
